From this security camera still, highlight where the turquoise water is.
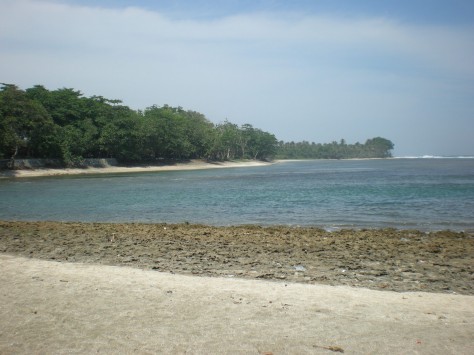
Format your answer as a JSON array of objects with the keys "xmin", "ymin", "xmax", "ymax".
[{"xmin": 1, "ymin": 158, "xmax": 473, "ymax": 231}]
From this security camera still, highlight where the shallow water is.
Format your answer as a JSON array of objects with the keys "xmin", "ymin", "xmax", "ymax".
[{"xmin": 1, "ymin": 158, "xmax": 473, "ymax": 231}]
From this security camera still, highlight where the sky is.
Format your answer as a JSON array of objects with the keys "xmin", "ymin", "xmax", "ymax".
[{"xmin": 1, "ymin": 0, "xmax": 474, "ymax": 156}]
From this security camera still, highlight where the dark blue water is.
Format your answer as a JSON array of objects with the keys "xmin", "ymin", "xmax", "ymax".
[{"xmin": 1, "ymin": 158, "xmax": 473, "ymax": 231}]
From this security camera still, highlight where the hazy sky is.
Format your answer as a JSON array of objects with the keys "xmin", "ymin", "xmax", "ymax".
[{"xmin": 1, "ymin": 0, "xmax": 473, "ymax": 156}]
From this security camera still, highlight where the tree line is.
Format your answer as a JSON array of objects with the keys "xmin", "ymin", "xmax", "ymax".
[
  {"xmin": 0, "ymin": 84, "xmax": 278, "ymax": 166},
  {"xmin": 0, "ymin": 83, "xmax": 394, "ymax": 166},
  {"xmin": 276, "ymin": 138, "xmax": 394, "ymax": 159}
]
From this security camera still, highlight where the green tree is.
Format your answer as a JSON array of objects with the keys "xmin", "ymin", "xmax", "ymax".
[
  {"xmin": 98, "ymin": 109, "xmax": 144, "ymax": 161},
  {"xmin": 5, "ymin": 82, "xmax": 396, "ymax": 165},
  {"xmin": 210, "ymin": 120, "xmax": 241, "ymax": 160},
  {"xmin": 142, "ymin": 105, "xmax": 193, "ymax": 160},
  {"xmin": 33, "ymin": 87, "xmax": 85, "ymax": 126},
  {"xmin": 246, "ymin": 127, "xmax": 278, "ymax": 160},
  {"xmin": 181, "ymin": 110, "xmax": 216, "ymax": 159},
  {"xmin": 364, "ymin": 137, "xmax": 394, "ymax": 158},
  {"xmin": 0, "ymin": 84, "xmax": 57, "ymax": 163},
  {"xmin": 275, "ymin": 137, "xmax": 394, "ymax": 159}
]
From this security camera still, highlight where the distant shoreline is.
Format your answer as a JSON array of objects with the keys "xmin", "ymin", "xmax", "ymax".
[
  {"xmin": 2, "ymin": 156, "xmax": 472, "ymax": 179},
  {"xmin": 0, "ymin": 159, "xmax": 272, "ymax": 178}
]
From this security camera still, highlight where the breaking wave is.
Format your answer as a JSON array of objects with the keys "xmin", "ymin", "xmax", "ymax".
[{"xmin": 395, "ymin": 155, "xmax": 474, "ymax": 159}]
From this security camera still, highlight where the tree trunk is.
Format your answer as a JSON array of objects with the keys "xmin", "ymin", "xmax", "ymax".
[{"xmin": 9, "ymin": 145, "xmax": 18, "ymax": 169}]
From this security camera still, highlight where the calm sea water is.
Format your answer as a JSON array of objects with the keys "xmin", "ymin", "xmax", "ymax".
[{"xmin": 1, "ymin": 158, "xmax": 473, "ymax": 231}]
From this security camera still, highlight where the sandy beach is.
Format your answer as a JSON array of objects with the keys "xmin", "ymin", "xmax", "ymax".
[
  {"xmin": 1, "ymin": 221, "xmax": 474, "ymax": 354},
  {"xmin": 0, "ymin": 159, "xmax": 272, "ymax": 178},
  {"xmin": 1, "ymin": 254, "xmax": 473, "ymax": 354}
]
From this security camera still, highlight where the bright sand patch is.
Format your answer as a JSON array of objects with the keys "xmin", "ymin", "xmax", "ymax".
[
  {"xmin": 1, "ymin": 254, "xmax": 473, "ymax": 354},
  {"xmin": 0, "ymin": 159, "xmax": 271, "ymax": 178}
]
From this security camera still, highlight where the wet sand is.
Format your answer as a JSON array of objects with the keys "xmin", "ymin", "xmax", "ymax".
[{"xmin": 1, "ymin": 221, "xmax": 473, "ymax": 295}]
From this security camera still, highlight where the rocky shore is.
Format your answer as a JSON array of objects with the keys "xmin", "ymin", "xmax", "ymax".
[{"xmin": 1, "ymin": 221, "xmax": 473, "ymax": 294}]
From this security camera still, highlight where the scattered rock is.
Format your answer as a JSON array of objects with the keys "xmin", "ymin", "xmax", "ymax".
[{"xmin": 0, "ymin": 221, "xmax": 473, "ymax": 294}]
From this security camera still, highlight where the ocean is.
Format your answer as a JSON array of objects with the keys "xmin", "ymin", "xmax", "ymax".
[{"xmin": 1, "ymin": 158, "xmax": 473, "ymax": 231}]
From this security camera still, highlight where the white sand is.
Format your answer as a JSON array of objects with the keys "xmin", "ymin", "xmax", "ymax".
[
  {"xmin": 0, "ymin": 160, "xmax": 272, "ymax": 178},
  {"xmin": 1, "ymin": 254, "xmax": 473, "ymax": 354}
]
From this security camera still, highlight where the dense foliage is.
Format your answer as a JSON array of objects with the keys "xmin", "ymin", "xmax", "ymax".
[
  {"xmin": 0, "ymin": 84, "xmax": 394, "ymax": 166},
  {"xmin": 276, "ymin": 138, "xmax": 394, "ymax": 159},
  {"xmin": 0, "ymin": 84, "xmax": 278, "ymax": 165}
]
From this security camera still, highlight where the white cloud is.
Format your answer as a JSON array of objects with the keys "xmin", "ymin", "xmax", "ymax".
[{"xmin": 1, "ymin": 0, "xmax": 473, "ymax": 155}]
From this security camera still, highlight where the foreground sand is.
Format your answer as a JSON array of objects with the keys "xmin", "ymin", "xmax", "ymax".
[
  {"xmin": 0, "ymin": 159, "xmax": 271, "ymax": 178},
  {"xmin": 1, "ymin": 254, "xmax": 473, "ymax": 354},
  {"xmin": 1, "ymin": 222, "xmax": 474, "ymax": 353}
]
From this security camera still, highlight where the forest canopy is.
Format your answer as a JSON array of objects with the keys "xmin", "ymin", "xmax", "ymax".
[
  {"xmin": 276, "ymin": 137, "xmax": 394, "ymax": 160},
  {"xmin": 0, "ymin": 84, "xmax": 394, "ymax": 166}
]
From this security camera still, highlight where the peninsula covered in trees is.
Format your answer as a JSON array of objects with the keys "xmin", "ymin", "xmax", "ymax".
[
  {"xmin": 276, "ymin": 137, "xmax": 394, "ymax": 160},
  {"xmin": 0, "ymin": 84, "xmax": 394, "ymax": 166}
]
